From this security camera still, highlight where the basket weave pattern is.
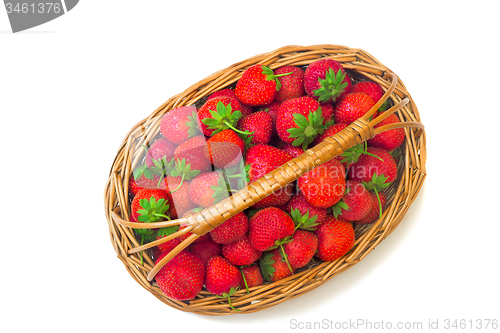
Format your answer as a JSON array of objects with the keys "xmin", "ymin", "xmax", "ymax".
[{"xmin": 104, "ymin": 45, "xmax": 426, "ymax": 315}]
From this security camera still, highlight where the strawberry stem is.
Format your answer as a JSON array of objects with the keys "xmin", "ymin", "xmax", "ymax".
[
  {"xmin": 274, "ymin": 71, "xmax": 293, "ymax": 78},
  {"xmin": 227, "ymin": 295, "xmax": 240, "ymax": 312},
  {"xmin": 223, "ymin": 121, "xmax": 254, "ymax": 136},
  {"xmin": 373, "ymin": 187, "xmax": 383, "ymax": 219},
  {"xmin": 139, "ymin": 236, "xmax": 144, "ymax": 265},
  {"xmin": 240, "ymin": 268, "xmax": 250, "ymax": 294},
  {"xmin": 279, "ymin": 244, "xmax": 294, "ymax": 274},
  {"xmin": 170, "ymin": 173, "xmax": 185, "ymax": 193}
]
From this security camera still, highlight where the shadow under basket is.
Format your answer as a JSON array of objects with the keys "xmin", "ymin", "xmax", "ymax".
[{"xmin": 104, "ymin": 44, "xmax": 427, "ymax": 315}]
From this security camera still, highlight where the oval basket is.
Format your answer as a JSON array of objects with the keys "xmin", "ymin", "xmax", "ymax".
[{"xmin": 104, "ymin": 44, "xmax": 426, "ymax": 315}]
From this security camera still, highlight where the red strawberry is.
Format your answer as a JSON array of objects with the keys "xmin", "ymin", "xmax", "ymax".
[
  {"xmin": 210, "ymin": 212, "xmax": 249, "ymax": 244},
  {"xmin": 284, "ymin": 230, "xmax": 318, "ymax": 268},
  {"xmin": 156, "ymin": 226, "xmax": 181, "ymax": 254},
  {"xmin": 352, "ymin": 81, "xmax": 385, "ymax": 104},
  {"xmin": 222, "ymin": 235, "xmax": 262, "ymax": 266},
  {"xmin": 331, "ymin": 180, "xmax": 372, "ymax": 221},
  {"xmin": 173, "ymin": 135, "xmax": 211, "ymax": 173},
  {"xmin": 130, "ymin": 188, "xmax": 171, "ymax": 223},
  {"xmin": 239, "ymin": 265, "xmax": 263, "ymax": 291},
  {"xmin": 160, "ymin": 175, "xmax": 196, "ymax": 219},
  {"xmin": 207, "ymin": 89, "xmax": 253, "ymax": 117},
  {"xmin": 355, "ymin": 191, "xmax": 387, "ymax": 225},
  {"xmin": 334, "ymin": 92, "xmax": 375, "ymax": 124},
  {"xmin": 286, "ymin": 192, "xmax": 327, "ymax": 227},
  {"xmin": 188, "ymin": 171, "xmax": 228, "ymax": 208},
  {"xmin": 129, "ymin": 172, "xmax": 161, "ymax": 196},
  {"xmin": 349, "ymin": 147, "xmax": 398, "ymax": 184},
  {"xmin": 198, "ymin": 96, "xmax": 243, "ymax": 137},
  {"xmin": 274, "ymin": 66, "xmax": 305, "ymax": 102},
  {"xmin": 277, "ymin": 141, "xmax": 305, "ymax": 158},
  {"xmin": 298, "ymin": 158, "xmax": 346, "ymax": 208},
  {"xmin": 258, "ymin": 101, "xmax": 281, "ymax": 137},
  {"xmin": 160, "ymin": 106, "xmax": 200, "ymax": 145},
  {"xmin": 276, "ymin": 96, "xmax": 325, "ymax": 150},
  {"xmin": 204, "ymin": 129, "xmax": 245, "ymax": 168},
  {"xmin": 189, "ymin": 237, "xmax": 221, "ymax": 264},
  {"xmin": 320, "ymin": 102, "xmax": 334, "ymax": 125},
  {"xmin": 314, "ymin": 217, "xmax": 355, "ymax": 261},
  {"xmin": 248, "ymin": 207, "xmax": 295, "ymax": 251},
  {"xmin": 235, "ymin": 64, "xmax": 291, "ymax": 107},
  {"xmin": 259, "ymin": 248, "xmax": 295, "ymax": 282},
  {"xmin": 205, "ymin": 256, "xmax": 242, "ymax": 310},
  {"xmin": 304, "ymin": 59, "xmax": 352, "ymax": 103},
  {"xmin": 239, "ymin": 111, "xmax": 273, "ymax": 145},
  {"xmin": 367, "ymin": 112, "xmax": 405, "ymax": 151},
  {"xmin": 245, "ymin": 144, "xmax": 294, "ymax": 208},
  {"xmin": 145, "ymin": 137, "xmax": 176, "ymax": 169},
  {"xmin": 155, "ymin": 251, "xmax": 205, "ymax": 301}
]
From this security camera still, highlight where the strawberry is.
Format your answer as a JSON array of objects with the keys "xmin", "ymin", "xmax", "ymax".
[
  {"xmin": 210, "ymin": 212, "xmax": 249, "ymax": 244},
  {"xmin": 145, "ymin": 137, "xmax": 176, "ymax": 169},
  {"xmin": 320, "ymin": 102, "xmax": 334, "ymax": 125},
  {"xmin": 156, "ymin": 225, "xmax": 181, "ymax": 254},
  {"xmin": 331, "ymin": 180, "xmax": 373, "ymax": 221},
  {"xmin": 314, "ymin": 217, "xmax": 355, "ymax": 261},
  {"xmin": 304, "ymin": 59, "xmax": 352, "ymax": 103},
  {"xmin": 312, "ymin": 123, "xmax": 348, "ymax": 146},
  {"xmin": 155, "ymin": 251, "xmax": 205, "ymax": 301},
  {"xmin": 352, "ymin": 81, "xmax": 385, "ymax": 104},
  {"xmin": 248, "ymin": 207, "xmax": 295, "ymax": 252},
  {"xmin": 298, "ymin": 158, "xmax": 346, "ymax": 208},
  {"xmin": 188, "ymin": 171, "xmax": 228, "ymax": 208},
  {"xmin": 277, "ymin": 141, "xmax": 305, "ymax": 158},
  {"xmin": 334, "ymin": 92, "xmax": 375, "ymax": 124},
  {"xmin": 274, "ymin": 66, "xmax": 305, "ymax": 102},
  {"xmin": 198, "ymin": 97, "xmax": 243, "ymax": 137},
  {"xmin": 259, "ymin": 249, "xmax": 295, "ymax": 282},
  {"xmin": 238, "ymin": 111, "xmax": 273, "ymax": 145},
  {"xmin": 160, "ymin": 175, "xmax": 196, "ymax": 219},
  {"xmin": 129, "ymin": 172, "xmax": 161, "ymax": 196},
  {"xmin": 130, "ymin": 188, "xmax": 171, "ymax": 224},
  {"xmin": 207, "ymin": 89, "xmax": 253, "ymax": 117},
  {"xmin": 348, "ymin": 147, "xmax": 398, "ymax": 184},
  {"xmin": 222, "ymin": 235, "xmax": 262, "ymax": 266},
  {"xmin": 355, "ymin": 191, "xmax": 387, "ymax": 225},
  {"xmin": 276, "ymin": 96, "xmax": 326, "ymax": 150},
  {"xmin": 284, "ymin": 229, "xmax": 318, "ymax": 268},
  {"xmin": 245, "ymin": 144, "xmax": 294, "ymax": 208},
  {"xmin": 205, "ymin": 256, "xmax": 242, "ymax": 311},
  {"xmin": 189, "ymin": 236, "xmax": 221, "ymax": 264},
  {"xmin": 258, "ymin": 101, "xmax": 281, "ymax": 137},
  {"xmin": 173, "ymin": 135, "xmax": 212, "ymax": 173},
  {"xmin": 367, "ymin": 111, "xmax": 405, "ymax": 151},
  {"xmin": 235, "ymin": 64, "xmax": 291, "ymax": 106},
  {"xmin": 204, "ymin": 129, "xmax": 245, "ymax": 168},
  {"xmin": 286, "ymin": 192, "xmax": 327, "ymax": 227},
  {"xmin": 239, "ymin": 265, "xmax": 263, "ymax": 291},
  {"xmin": 160, "ymin": 106, "xmax": 200, "ymax": 145}
]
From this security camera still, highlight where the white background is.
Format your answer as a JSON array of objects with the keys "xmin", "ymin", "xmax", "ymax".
[{"xmin": 1, "ymin": 1, "xmax": 499, "ymax": 332}]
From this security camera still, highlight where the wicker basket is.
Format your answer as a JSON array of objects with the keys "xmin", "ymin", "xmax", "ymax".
[{"xmin": 104, "ymin": 44, "xmax": 426, "ymax": 315}]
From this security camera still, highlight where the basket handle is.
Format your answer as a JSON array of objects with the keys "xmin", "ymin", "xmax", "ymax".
[{"xmin": 112, "ymin": 72, "xmax": 425, "ymax": 281}]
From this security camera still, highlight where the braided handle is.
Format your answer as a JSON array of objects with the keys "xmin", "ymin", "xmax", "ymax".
[{"xmin": 111, "ymin": 72, "xmax": 425, "ymax": 281}]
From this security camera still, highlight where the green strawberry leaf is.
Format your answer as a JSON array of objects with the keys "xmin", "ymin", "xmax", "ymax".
[
  {"xmin": 291, "ymin": 208, "xmax": 319, "ymax": 231},
  {"xmin": 133, "ymin": 163, "xmax": 154, "ymax": 181},
  {"xmin": 210, "ymin": 173, "xmax": 229, "ymax": 204},
  {"xmin": 136, "ymin": 197, "xmax": 170, "ymax": 223},
  {"xmin": 313, "ymin": 68, "xmax": 348, "ymax": 103},
  {"xmin": 259, "ymin": 252, "xmax": 276, "ymax": 282},
  {"xmin": 158, "ymin": 225, "xmax": 180, "ymax": 238},
  {"xmin": 201, "ymin": 101, "xmax": 242, "ymax": 136},
  {"xmin": 288, "ymin": 107, "xmax": 326, "ymax": 150},
  {"xmin": 186, "ymin": 110, "xmax": 201, "ymax": 138},
  {"xmin": 330, "ymin": 200, "xmax": 349, "ymax": 219},
  {"xmin": 362, "ymin": 173, "xmax": 391, "ymax": 192}
]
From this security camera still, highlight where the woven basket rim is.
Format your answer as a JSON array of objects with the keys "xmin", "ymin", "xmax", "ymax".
[{"xmin": 104, "ymin": 44, "xmax": 426, "ymax": 316}]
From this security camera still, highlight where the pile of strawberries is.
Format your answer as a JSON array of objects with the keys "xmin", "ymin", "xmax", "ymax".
[{"xmin": 128, "ymin": 58, "xmax": 405, "ymax": 308}]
